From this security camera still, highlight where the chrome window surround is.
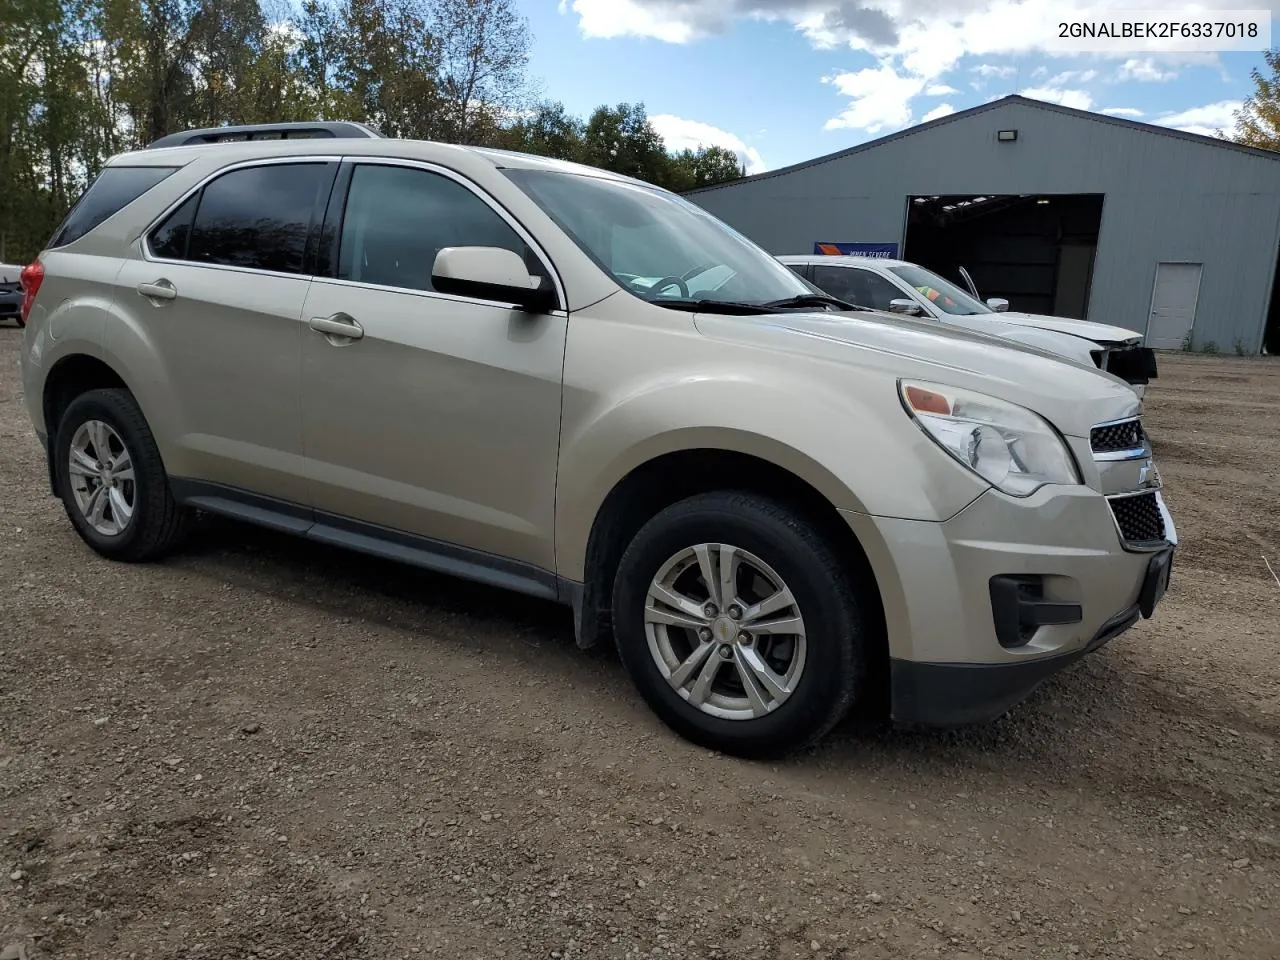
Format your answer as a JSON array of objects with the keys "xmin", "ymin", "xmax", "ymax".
[{"xmin": 137, "ymin": 154, "xmax": 569, "ymax": 316}]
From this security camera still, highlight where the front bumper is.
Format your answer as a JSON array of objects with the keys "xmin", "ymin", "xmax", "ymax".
[
  {"xmin": 843, "ymin": 483, "xmax": 1176, "ymax": 727},
  {"xmin": 890, "ymin": 546, "xmax": 1172, "ymax": 726}
]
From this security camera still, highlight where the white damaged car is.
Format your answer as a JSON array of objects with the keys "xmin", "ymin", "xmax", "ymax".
[{"xmin": 779, "ymin": 254, "xmax": 1157, "ymax": 397}]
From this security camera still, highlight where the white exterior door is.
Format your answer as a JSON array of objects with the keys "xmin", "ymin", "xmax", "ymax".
[{"xmin": 1147, "ymin": 262, "xmax": 1202, "ymax": 349}]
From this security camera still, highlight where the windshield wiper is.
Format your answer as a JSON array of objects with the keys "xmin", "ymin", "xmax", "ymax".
[
  {"xmin": 651, "ymin": 298, "xmax": 782, "ymax": 315},
  {"xmin": 761, "ymin": 293, "xmax": 859, "ymax": 311}
]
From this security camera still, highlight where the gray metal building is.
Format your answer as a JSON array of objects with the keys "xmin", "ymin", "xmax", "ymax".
[{"xmin": 686, "ymin": 95, "xmax": 1280, "ymax": 354}]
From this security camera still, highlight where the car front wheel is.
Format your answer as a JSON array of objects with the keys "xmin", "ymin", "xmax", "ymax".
[{"xmin": 612, "ymin": 491, "xmax": 874, "ymax": 758}]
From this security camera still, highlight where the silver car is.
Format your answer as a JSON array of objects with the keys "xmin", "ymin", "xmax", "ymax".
[
  {"xmin": 17, "ymin": 123, "xmax": 1176, "ymax": 757},
  {"xmin": 779, "ymin": 254, "xmax": 1157, "ymax": 397}
]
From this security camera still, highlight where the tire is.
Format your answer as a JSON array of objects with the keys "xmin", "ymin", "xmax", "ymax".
[
  {"xmin": 612, "ymin": 491, "xmax": 873, "ymax": 759},
  {"xmin": 53, "ymin": 387, "xmax": 188, "ymax": 561}
]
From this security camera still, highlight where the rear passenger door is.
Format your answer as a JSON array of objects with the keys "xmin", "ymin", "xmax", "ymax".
[
  {"xmin": 114, "ymin": 159, "xmax": 337, "ymax": 506},
  {"xmin": 297, "ymin": 160, "xmax": 567, "ymax": 577}
]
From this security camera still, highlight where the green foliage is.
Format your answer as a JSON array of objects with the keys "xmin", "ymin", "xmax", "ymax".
[
  {"xmin": 1230, "ymin": 48, "xmax": 1280, "ymax": 150},
  {"xmin": 0, "ymin": 0, "xmax": 747, "ymax": 264}
]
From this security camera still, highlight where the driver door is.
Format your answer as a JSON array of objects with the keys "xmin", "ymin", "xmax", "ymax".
[{"xmin": 299, "ymin": 160, "xmax": 567, "ymax": 576}]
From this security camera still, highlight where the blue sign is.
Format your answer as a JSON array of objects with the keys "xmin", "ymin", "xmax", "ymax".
[{"xmin": 814, "ymin": 241, "xmax": 899, "ymax": 258}]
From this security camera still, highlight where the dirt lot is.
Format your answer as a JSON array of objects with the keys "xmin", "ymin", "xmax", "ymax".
[{"xmin": 1, "ymin": 331, "xmax": 1277, "ymax": 960}]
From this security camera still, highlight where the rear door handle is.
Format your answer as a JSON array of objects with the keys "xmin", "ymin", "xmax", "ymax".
[
  {"xmin": 137, "ymin": 279, "xmax": 177, "ymax": 302},
  {"xmin": 309, "ymin": 312, "xmax": 364, "ymax": 341}
]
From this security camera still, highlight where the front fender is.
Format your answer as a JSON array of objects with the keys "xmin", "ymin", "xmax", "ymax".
[{"xmin": 554, "ymin": 370, "xmax": 988, "ymax": 582}]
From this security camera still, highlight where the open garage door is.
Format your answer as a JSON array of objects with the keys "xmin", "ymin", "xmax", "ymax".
[{"xmin": 903, "ymin": 194, "xmax": 1104, "ymax": 319}]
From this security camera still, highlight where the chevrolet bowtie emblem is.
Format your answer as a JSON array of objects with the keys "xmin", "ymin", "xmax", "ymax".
[{"xmin": 1138, "ymin": 460, "xmax": 1160, "ymax": 488}]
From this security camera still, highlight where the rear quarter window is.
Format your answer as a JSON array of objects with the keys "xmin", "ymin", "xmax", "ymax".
[{"xmin": 49, "ymin": 166, "xmax": 179, "ymax": 248}]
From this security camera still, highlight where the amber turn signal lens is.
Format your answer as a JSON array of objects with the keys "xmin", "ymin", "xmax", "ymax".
[{"xmin": 904, "ymin": 385, "xmax": 951, "ymax": 416}]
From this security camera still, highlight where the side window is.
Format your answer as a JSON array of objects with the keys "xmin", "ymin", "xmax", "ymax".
[
  {"xmin": 50, "ymin": 165, "xmax": 179, "ymax": 248},
  {"xmin": 186, "ymin": 163, "xmax": 331, "ymax": 274},
  {"xmin": 852, "ymin": 269, "xmax": 911, "ymax": 311},
  {"xmin": 811, "ymin": 265, "xmax": 862, "ymax": 305},
  {"xmin": 337, "ymin": 164, "xmax": 541, "ymax": 294},
  {"xmin": 785, "ymin": 263, "xmax": 809, "ymax": 281},
  {"xmin": 148, "ymin": 194, "xmax": 198, "ymax": 260}
]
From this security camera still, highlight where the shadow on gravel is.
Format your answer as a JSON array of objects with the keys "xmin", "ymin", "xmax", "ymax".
[{"xmin": 165, "ymin": 514, "xmax": 1274, "ymax": 827}]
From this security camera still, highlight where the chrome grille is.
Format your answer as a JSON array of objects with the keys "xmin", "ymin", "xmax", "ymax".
[
  {"xmin": 1107, "ymin": 491, "xmax": 1166, "ymax": 545},
  {"xmin": 1090, "ymin": 418, "xmax": 1145, "ymax": 455}
]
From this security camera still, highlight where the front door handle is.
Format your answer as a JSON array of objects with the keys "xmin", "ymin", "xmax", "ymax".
[
  {"xmin": 137, "ymin": 279, "xmax": 177, "ymax": 302},
  {"xmin": 309, "ymin": 313, "xmax": 364, "ymax": 342}
]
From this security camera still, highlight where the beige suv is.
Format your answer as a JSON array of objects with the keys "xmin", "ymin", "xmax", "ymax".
[{"xmin": 18, "ymin": 122, "xmax": 1176, "ymax": 757}]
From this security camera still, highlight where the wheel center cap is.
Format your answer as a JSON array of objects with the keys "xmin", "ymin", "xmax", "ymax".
[
  {"xmin": 100, "ymin": 468, "xmax": 113, "ymax": 484},
  {"xmin": 711, "ymin": 616, "xmax": 737, "ymax": 643}
]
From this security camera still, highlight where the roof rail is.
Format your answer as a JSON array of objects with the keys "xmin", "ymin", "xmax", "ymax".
[{"xmin": 146, "ymin": 121, "xmax": 382, "ymax": 149}]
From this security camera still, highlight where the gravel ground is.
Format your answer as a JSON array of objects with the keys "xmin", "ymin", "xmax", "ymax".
[{"xmin": 1, "ymin": 329, "xmax": 1277, "ymax": 960}]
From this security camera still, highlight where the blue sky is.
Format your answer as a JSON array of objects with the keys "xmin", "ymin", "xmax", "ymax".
[{"xmin": 520, "ymin": 1, "xmax": 1275, "ymax": 172}]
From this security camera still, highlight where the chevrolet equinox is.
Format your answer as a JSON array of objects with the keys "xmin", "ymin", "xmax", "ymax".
[{"xmin": 18, "ymin": 122, "xmax": 1176, "ymax": 757}]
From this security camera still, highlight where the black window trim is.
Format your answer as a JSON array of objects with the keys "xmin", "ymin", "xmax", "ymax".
[
  {"xmin": 140, "ymin": 155, "xmax": 342, "ymax": 280},
  {"xmin": 316, "ymin": 157, "xmax": 567, "ymax": 314}
]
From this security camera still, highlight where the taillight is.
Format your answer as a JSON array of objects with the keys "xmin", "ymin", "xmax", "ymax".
[{"xmin": 19, "ymin": 260, "xmax": 44, "ymax": 324}]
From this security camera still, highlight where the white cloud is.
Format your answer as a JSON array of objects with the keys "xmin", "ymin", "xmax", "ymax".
[
  {"xmin": 1116, "ymin": 58, "xmax": 1179, "ymax": 82},
  {"xmin": 1019, "ymin": 86, "xmax": 1094, "ymax": 110},
  {"xmin": 1101, "ymin": 107, "xmax": 1144, "ymax": 118},
  {"xmin": 973, "ymin": 64, "xmax": 1016, "ymax": 79},
  {"xmin": 649, "ymin": 114, "xmax": 768, "ymax": 173},
  {"xmin": 562, "ymin": 0, "xmax": 1250, "ymax": 65},
  {"xmin": 823, "ymin": 63, "xmax": 926, "ymax": 134},
  {"xmin": 1049, "ymin": 68, "xmax": 1097, "ymax": 85},
  {"xmin": 921, "ymin": 103, "xmax": 956, "ymax": 123},
  {"xmin": 561, "ymin": 1, "xmax": 1241, "ymax": 135},
  {"xmin": 925, "ymin": 83, "xmax": 958, "ymax": 95},
  {"xmin": 1154, "ymin": 100, "xmax": 1241, "ymax": 137}
]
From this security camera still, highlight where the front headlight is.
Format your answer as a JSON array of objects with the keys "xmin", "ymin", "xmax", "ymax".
[{"xmin": 898, "ymin": 380, "xmax": 1080, "ymax": 497}]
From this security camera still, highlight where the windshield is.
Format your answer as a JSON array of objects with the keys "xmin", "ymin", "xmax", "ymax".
[
  {"xmin": 504, "ymin": 168, "xmax": 818, "ymax": 307},
  {"xmin": 888, "ymin": 264, "xmax": 992, "ymax": 316}
]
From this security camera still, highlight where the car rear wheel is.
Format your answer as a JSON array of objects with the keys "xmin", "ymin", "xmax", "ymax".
[
  {"xmin": 54, "ymin": 388, "xmax": 188, "ymax": 561},
  {"xmin": 612, "ymin": 491, "xmax": 873, "ymax": 758}
]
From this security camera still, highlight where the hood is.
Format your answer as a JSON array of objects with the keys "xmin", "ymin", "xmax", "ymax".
[
  {"xmin": 990, "ymin": 310, "xmax": 1142, "ymax": 345},
  {"xmin": 693, "ymin": 308, "xmax": 1141, "ymax": 437}
]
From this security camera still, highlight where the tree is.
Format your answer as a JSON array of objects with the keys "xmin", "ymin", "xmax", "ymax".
[
  {"xmin": 330, "ymin": 0, "xmax": 443, "ymax": 140},
  {"xmin": 580, "ymin": 102, "xmax": 669, "ymax": 182},
  {"xmin": 430, "ymin": 0, "xmax": 530, "ymax": 145},
  {"xmin": 498, "ymin": 100, "xmax": 583, "ymax": 159},
  {"xmin": 1230, "ymin": 48, "xmax": 1280, "ymax": 151},
  {"xmin": 666, "ymin": 144, "xmax": 745, "ymax": 191},
  {"xmin": 0, "ymin": 0, "xmax": 752, "ymax": 263}
]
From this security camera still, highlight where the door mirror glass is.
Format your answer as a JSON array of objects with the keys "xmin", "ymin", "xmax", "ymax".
[
  {"xmin": 432, "ymin": 246, "xmax": 555, "ymax": 312},
  {"xmin": 986, "ymin": 297, "xmax": 1010, "ymax": 312},
  {"xmin": 888, "ymin": 298, "xmax": 923, "ymax": 316}
]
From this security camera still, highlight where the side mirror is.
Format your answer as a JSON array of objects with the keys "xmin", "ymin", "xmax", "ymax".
[
  {"xmin": 431, "ymin": 246, "xmax": 556, "ymax": 313},
  {"xmin": 986, "ymin": 297, "xmax": 1010, "ymax": 312},
  {"xmin": 888, "ymin": 298, "xmax": 923, "ymax": 316}
]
